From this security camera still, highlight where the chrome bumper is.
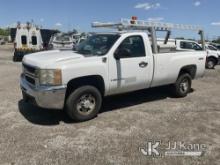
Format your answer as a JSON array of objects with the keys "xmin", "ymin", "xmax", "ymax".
[{"xmin": 20, "ymin": 74, "xmax": 66, "ymax": 109}]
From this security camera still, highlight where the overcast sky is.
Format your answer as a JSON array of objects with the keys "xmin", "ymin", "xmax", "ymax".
[{"xmin": 0, "ymin": 0, "xmax": 220, "ymax": 39}]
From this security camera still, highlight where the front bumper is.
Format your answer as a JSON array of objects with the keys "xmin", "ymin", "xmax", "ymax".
[{"xmin": 20, "ymin": 74, "xmax": 66, "ymax": 109}]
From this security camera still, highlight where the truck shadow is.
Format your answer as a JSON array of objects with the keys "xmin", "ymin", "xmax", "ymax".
[
  {"xmin": 18, "ymin": 100, "xmax": 73, "ymax": 125},
  {"xmin": 101, "ymin": 86, "xmax": 192, "ymax": 113},
  {"xmin": 18, "ymin": 86, "xmax": 194, "ymax": 126}
]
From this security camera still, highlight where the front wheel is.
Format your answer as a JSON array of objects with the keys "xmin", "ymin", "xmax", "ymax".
[
  {"xmin": 172, "ymin": 73, "xmax": 192, "ymax": 98},
  {"xmin": 65, "ymin": 86, "xmax": 102, "ymax": 122}
]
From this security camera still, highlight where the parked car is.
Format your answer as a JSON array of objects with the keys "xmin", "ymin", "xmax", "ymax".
[
  {"xmin": 49, "ymin": 33, "xmax": 74, "ymax": 50},
  {"xmin": 20, "ymin": 18, "xmax": 206, "ymax": 122},
  {"xmin": 173, "ymin": 40, "xmax": 219, "ymax": 69},
  {"xmin": 209, "ymin": 43, "xmax": 220, "ymax": 50},
  {"xmin": 157, "ymin": 39, "xmax": 203, "ymax": 51},
  {"xmin": 205, "ymin": 44, "xmax": 220, "ymax": 69},
  {"xmin": 72, "ymin": 36, "xmax": 87, "ymax": 50}
]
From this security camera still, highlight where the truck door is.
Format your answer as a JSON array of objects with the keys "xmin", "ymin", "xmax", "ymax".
[{"xmin": 108, "ymin": 35, "xmax": 153, "ymax": 95}]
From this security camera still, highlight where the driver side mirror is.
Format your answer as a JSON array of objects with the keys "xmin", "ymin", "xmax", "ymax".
[{"xmin": 114, "ymin": 48, "xmax": 131, "ymax": 60}]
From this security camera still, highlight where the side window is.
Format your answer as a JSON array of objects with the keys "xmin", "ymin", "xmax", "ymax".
[
  {"xmin": 21, "ymin": 35, "xmax": 27, "ymax": 45},
  {"xmin": 116, "ymin": 36, "xmax": 145, "ymax": 58},
  {"xmin": 31, "ymin": 36, "xmax": 37, "ymax": 45}
]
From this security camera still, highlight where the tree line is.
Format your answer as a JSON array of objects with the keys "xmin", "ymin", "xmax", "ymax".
[{"xmin": 0, "ymin": 28, "xmax": 10, "ymax": 36}]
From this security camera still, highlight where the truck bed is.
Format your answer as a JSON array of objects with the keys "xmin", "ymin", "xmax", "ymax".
[{"xmin": 151, "ymin": 51, "xmax": 206, "ymax": 87}]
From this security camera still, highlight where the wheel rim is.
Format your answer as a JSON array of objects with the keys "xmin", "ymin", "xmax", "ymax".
[
  {"xmin": 76, "ymin": 94, "xmax": 96, "ymax": 115},
  {"xmin": 180, "ymin": 78, "xmax": 189, "ymax": 93},
  {"xmin": 207, "ymin": 61, "xmax": 214, "ymax": 68}
]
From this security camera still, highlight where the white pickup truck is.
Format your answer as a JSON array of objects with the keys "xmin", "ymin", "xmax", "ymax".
[
  {"xmin": 175, "ymin": 40, "xmax": 219, "ymax": 69},
  {"xmin": 20, "ymin": 18, "xmax": 206, "ymax": 121}
]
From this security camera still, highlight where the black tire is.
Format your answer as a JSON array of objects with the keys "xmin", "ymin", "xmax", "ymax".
[
  {"xmin": 206, "ymin": 58, "xmax": 216, "ymax": 69},
  {"xmin": 13, "ymin": 51, "xmax": 21, "ymax": 62},
  {"xmin": 13, "ymin": 53, "xmax": 18, "ymax": 62},
  {"xmin": 65, "ymin": 85, "xmax": 102, "ymax": 122},
  {"xmin": 172, "ymin": 73, "xmax": 192, "ymax": 98}
]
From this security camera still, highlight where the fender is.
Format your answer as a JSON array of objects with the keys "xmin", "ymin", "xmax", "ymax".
[{"xmin": 178, "ymin": 65, "xmax": 197, "ymax": 79}]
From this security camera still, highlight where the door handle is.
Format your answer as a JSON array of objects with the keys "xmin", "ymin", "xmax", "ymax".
[{"xmin": 139, "ymin": 62, "xmax": 148, "ymax": 68}]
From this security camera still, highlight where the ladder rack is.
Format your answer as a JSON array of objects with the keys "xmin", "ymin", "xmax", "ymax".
[
  {"xmin": 92, "ymin": 18, "xmax": 205, "ymax": 53},
  {"xmin": 92, "ymin": 18, "xmax": 203, "ymax": 31}
]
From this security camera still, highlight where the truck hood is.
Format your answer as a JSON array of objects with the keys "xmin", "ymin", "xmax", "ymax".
[{"xmin": 23, "ymin": 50, "xmax": 86, "ymax": 68}]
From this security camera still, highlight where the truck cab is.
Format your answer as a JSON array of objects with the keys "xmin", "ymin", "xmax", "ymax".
[{"xmin": 20, "ymin": 17, "xmax": 206, "ymax": 122}]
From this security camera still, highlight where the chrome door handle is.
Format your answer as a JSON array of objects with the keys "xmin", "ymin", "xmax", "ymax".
[{"xmin": 139, "ymin": 62, "xmax": 148, "ymax": 68}]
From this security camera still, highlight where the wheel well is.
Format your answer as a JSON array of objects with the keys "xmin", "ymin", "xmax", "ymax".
[
  {"xmin": 179, "ymin": 65, "xmax": 197, "ymax": 79},
  {"xmin": 207, "ymin": 56, "xmax": 218, "ymax": 65},
  {"xmin": 65, "ymin": 75, "xmax": 105, "ymax": 100}
]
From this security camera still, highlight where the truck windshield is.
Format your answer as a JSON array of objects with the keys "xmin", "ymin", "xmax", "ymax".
[{"xmin": 76, "ymin": 34, "xmax": 120, "ymax": 56}]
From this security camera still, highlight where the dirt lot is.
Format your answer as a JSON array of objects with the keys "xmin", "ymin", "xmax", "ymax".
[{"xmin": 0, "ymin": 44, "xmax": 219, "ymax": 165}]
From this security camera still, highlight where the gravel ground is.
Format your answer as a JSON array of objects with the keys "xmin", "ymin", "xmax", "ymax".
[{"xmin": 0, "ymin": 44, "xmax": 219, "ymax": 165}]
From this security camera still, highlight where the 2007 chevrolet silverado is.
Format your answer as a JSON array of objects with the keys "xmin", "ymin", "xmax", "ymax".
[{"xmin": 20, "ymin": 18, "xmax": 206, "ymax": 121}]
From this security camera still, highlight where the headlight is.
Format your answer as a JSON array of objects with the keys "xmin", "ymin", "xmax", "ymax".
[{"xmin": 37, "ymin": 69, "xmax": 62, "ymax": 86}]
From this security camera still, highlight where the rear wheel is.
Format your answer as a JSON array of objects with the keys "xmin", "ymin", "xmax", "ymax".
[
  {"xmin": 172, "ymin": 73, "xmax": 192, "ymax": 98},
  {"xmin": 65, "ymin": 86, "xmax": 102, "ymax": 122}
]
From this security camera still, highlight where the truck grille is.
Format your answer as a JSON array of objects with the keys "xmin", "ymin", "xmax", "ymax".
[
  {"xmin": 25, "ymin": 76, "xmax": 36, "ymax": 85},
  {"xmin": 23, "ymin": 63, "xmax": 36, "ymax": 75},
  {"xmin": 22, "ymin": 63, "xmax": 37, "ymax": 86}
]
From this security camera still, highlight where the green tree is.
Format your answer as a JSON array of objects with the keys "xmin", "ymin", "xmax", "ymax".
[
  {"xmin": 212, "ymin": 37, "xmax": 220, "ymax": 44},
  {"xmin": 0, "ymin": 28, "xmax": 10, "ymax": 36}
]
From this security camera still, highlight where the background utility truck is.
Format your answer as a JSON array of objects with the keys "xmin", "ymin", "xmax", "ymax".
[
  {"xmin": 13, "ymin": 22, "xmax": 43, "ymax": 61},
  {"xmin": 11, "ymin": 22, "xmax": 58, "ymax": 61},
  {"xmin": 20, "ymin": 17, "xmax": 206, "ymax": 122},
  {"xmin": 49, "ymin": 33, "xmax": 74, "ymax": 50}
]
